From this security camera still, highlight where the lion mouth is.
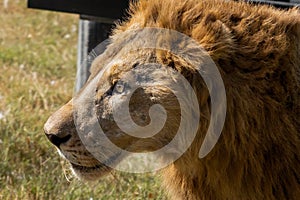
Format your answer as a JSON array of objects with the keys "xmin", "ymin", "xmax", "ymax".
[
  {"xmin": 69, "ymin": 151, "xmax": 122, "ymax": 176},
  {"xmin": 70, "ymin": 162, "xmax": 111, "ymax": 173},
  {"xmin": 70, "ymin": 162, "xmax": 112, "ymax": 180}
]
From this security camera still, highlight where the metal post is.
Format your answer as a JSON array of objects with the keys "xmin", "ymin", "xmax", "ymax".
[{"xmin": 76, "ymin": 17, "xmax": 114, "ymax": 91}]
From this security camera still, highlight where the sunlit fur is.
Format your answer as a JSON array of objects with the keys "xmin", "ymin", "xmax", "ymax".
[{"xmin": 45, "ymin": 0, "xmax": 300, "ymax": 199}]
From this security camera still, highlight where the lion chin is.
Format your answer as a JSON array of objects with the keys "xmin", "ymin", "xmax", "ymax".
[
  {"xmin": 69, "ymin": 163, "xmax": 112, "ymax": 181},
  {"xmin": 44, "ymin": 0, "xmax": 300, "ymax": 199}
]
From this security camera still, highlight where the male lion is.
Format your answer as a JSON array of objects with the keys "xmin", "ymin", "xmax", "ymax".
[{"xmin": 44, "ymin": 0, "xmax": 300, "ymax": 199}]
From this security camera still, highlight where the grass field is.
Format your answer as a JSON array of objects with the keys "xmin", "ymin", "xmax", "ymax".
[{"xmin": 0, "ymin": 0, "xmax": 166, "ymax": 199}]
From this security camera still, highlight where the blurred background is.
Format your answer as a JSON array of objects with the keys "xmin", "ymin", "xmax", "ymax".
[{"xmin": 0, "ymin": 0, "xmax": 165, "ymax": 199}]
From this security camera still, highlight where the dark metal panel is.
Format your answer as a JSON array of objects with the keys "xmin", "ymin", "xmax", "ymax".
[
  {"xmin": 28, "ymin": 0, "xmax": 130, "ymax": 18},
  {"xmin": 28, "ymin": 1, "xmax": 300, "ymax": 18},
  {"xmin": 245, "ymin": 0, "xmax": 300, "ymax": 8}
]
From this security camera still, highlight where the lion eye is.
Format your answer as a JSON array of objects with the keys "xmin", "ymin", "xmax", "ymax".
[{"xmin": 115, "ymin": 83, "xmax": 125, "ymax": 93}]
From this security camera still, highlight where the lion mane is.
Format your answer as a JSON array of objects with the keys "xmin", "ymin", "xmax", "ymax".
[{"xmin": 45, "ymin": 0, "xmax": 300, "ymax": 199}]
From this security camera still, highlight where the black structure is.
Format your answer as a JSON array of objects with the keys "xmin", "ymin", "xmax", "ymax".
[
  {"xmin": 28, "ymin": 0, "xmax": 299, "ymax": 14},
  {"xmin": 28, "ymin": 0, "xmax": 130, "ymax": 19},
  {"xmin": 246, "ymin": 0, "xmax": 300, "ymax": 8},
  {"xmin": 27, "ymin": 0, "xmax": 299, "ymax": 90}
]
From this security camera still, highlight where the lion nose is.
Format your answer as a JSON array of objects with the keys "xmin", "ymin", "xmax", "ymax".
[
  {"xmin": 44, "ymin": 101, "xmax": 74, "ymax": 147},
  {"xmin": 44, "ymin": 117, "xmax": 72, "ymax": 147},
  {"xmin": 45, "ymin": 133, "xmax": 71, "ymax": 148}
]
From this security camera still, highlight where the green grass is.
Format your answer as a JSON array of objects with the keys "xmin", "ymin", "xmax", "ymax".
[{"xmin": 0, "ymin": 1, "xmax": 165, "ymax": 199}]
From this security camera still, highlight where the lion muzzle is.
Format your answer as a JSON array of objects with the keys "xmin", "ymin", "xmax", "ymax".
[{"xmin": 44, "ymin": 101, "xmax": 74, "ymax": 148}]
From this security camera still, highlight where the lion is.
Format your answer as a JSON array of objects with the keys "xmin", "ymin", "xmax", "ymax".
[{"xmin": 44, "ymin": 0, "xmax": 300, "ymax": 199}]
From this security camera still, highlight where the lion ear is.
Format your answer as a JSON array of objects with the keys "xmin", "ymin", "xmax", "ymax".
[
  {"xmin": 156, "ymin": 49, "xmax": 203, "ymax": 82},
  {"xmin": 156, "ymin": 49, "xmax": 209, "ymax": 105},
  {"xmin": 156, "ymin": 49, "xmax": 195, "ymax": 73}
]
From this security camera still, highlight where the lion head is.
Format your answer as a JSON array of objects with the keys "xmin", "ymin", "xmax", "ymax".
[{"xmin": 44, "ymin": 30, "xmax": 212, "ymax": 180}]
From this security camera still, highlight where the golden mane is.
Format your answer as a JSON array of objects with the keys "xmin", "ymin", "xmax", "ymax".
[{"xmin": 111, "ymin": 0, "xmax": 300, "ymax": 199}]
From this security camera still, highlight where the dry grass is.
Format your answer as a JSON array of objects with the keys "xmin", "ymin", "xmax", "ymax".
[{"xmin": 0, "ymin": 0, "xmax": 165, "ymax": 199}]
